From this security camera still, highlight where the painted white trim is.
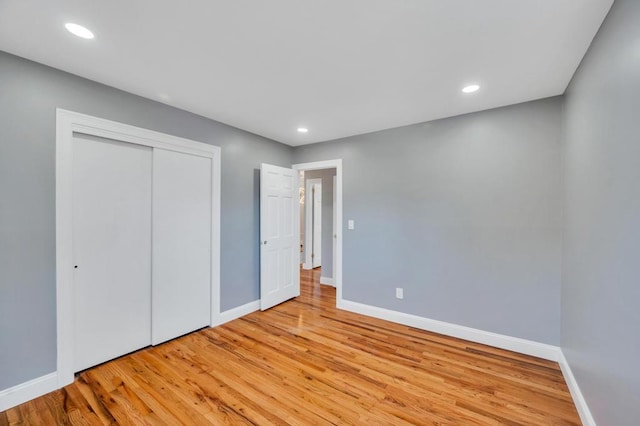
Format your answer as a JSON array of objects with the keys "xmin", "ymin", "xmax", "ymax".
[
  {"xmin": 558, "ymin": 351, "xmax": 596, "ymax": 426},
  {"xmin": 56, "ymin": 109, "xmax": 221, "ymax": 387},
  {"xmin": 292, "ymin": 159, "xmax": 343, "ymax": 306},
  {"xmin": 0, "ymin": 373, "xmax": 58, "ymax": 412},
  {"xmin": 212, "ymin": 300, "xmax": 260, "ymax": 327},
  {"xmin": 320, "ymin": 276, "xmax": 335, "ymax": 286},
  {"xmin": 209, "ymin": 144, "xmax": 222, "ymax": 329},
  {"xmin": 56, "ymin": 109, "xmax": 218, "ymax": 157},
  {"xmin": 338, "ymin": 299, "xmax": 561, "ymax": 361}
]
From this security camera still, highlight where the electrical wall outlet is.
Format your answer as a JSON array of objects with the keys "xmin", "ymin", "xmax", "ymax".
[
  {"xmin": 348, "ymin": 219, "xmax": 355, "ymax": 230},
  {"xmin": 396, "ymin": 288, "xmax": 404, "ymax": 299}
]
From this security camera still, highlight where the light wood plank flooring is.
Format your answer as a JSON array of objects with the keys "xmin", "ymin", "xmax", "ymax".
[{"xmin": 1, "ymin": 268, "xmax": 581, "ymax": 425}]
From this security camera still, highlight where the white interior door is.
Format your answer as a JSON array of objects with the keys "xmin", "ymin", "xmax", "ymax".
[
  {"xmin": 332, "ymin": 176, "xmax": 337, "ymax": 285},
  {"xmin": 312, "ymin": 183, "xmax": 322, "ymax": 268},
  {"xmin": 260, "ymin": 163, "xmax": 300, "ymax": 310},
  {"xmin": 72, "ymin": 134, "xmax": 152, "ymax": 372},
  {"xmin": 152, "ymin": 149, "xmax": 212, "ymax": 345},
  {"xmin": 303, "ymin": 178, "xmax": 321, "ymax": 270}
]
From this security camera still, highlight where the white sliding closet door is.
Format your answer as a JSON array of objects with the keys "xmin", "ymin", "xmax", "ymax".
[
  {"xmin": 72, "ymin": 135, "xmax": 152, "ymax": 372},
  {"xmin": 152, "ymin": 148, "xmax": 212, "ymax": 345}
]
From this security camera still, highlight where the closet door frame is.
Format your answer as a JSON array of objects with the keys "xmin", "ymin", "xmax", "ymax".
[{"xmin": 56, "ymin": 109, "xmax": 221, "ymax": 388}]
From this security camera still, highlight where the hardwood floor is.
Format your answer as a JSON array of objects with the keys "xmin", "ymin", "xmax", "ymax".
[{"xmin": 1, "ymin": 268, "xmax": 581, "ymax": 425}]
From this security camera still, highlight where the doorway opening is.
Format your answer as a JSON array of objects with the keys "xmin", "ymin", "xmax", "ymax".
[{"xmin": 293, "ymin": 160, "xmax": 342, "ymax": 305}]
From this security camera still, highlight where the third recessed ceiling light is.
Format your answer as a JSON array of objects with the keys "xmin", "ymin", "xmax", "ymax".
[
  {"xmin": 65, "ymin": 23, "xmax": 94, "ymax": 39},
  {"xmin": 462, "ymin": 84, "xmax": 480, "ymax": 93}
]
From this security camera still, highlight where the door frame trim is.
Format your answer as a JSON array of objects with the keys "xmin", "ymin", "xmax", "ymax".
[
  {"xmin": 303, "ymin": 178, "xmax": 322, "ymax": 270},
  {"xmin": 56, "ymin": 109, "xmax": 221, "ymax": 387},
  {"xmin": 292, "ymin": 159, "xmax": 343, "ymax": 304}
]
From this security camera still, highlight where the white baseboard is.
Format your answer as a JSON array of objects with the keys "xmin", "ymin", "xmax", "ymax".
[
  {"xmin": 320, "ymin": 276, "xmax": 335, "ymax": 286},
  {"xmin": 213, "ymin": 300, "xmax": 260, "ymax": 327},
  {"xmin": 302, "ymin": 262, "xmax": 312, "ymax": 270},
  {"xmin": 339, "ymin": 299, "xmax": 598, "ymax": 421},
  {"xmin": 0, "ymin": 372, "xmax": 58, "ymax": 412},
  {"xmin": 1, "ymin": 302, "xmax": 594, "ymax": 424},
  {"xmin": 558, "ymin": 351, "xmax": 596, "ymax": 426},
  {"xmin": 338, "ymin": 299, "xmax": 561, "ymax": 361},
  {"xmin": 1, "ymin": 300, "xmax": 261, "ymax": 412}
]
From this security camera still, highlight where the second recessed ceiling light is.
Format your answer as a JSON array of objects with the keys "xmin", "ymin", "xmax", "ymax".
[
  {"xmin": 462, "ymin": 84, "xmax": 480, "ymax": 93},
  {"xmin": 65, "ymin": 23, "xmax": 94, "ymax": 39}
]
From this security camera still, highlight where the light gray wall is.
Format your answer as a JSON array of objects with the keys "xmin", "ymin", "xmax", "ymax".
[
  {"xmin": 304, "ymin": 169, "xmax": 336, "ymax": 278},
  {"xmin": 0, "ymin": 51, "xmax": 293, "ymax": 390},
  {"xmin": 294, "ymin": 97, "xmax": 563, "ymax": 345},
  {"xmin": 562, "ymin": 0, "xmax": 640, "ymax": 423}
]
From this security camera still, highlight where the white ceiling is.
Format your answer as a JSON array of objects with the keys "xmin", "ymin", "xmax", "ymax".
[{"xmin": 0, "ymin": 1, "xmax": 613, "ymax": 146}]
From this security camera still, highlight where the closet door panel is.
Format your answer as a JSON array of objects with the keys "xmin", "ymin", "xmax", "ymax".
[
  {"xmin": 152, "ymin": 148, "xmax": 212, "ymax": 344},
  {"xmin": 72, "ymin": 135, "xmax": 152, "ymax": 372}
]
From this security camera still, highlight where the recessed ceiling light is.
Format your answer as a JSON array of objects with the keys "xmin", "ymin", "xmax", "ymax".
[
  {"xmin": 297, "ymin": 127, "xmax": 309, "ymax": 133},
  {"xmin": 65, "ymin": 23, "xmax": 94, "ymax": 39},
  {"xmin": 462, "ymin": 84, "xmax": 480, "ymax": 94}
]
